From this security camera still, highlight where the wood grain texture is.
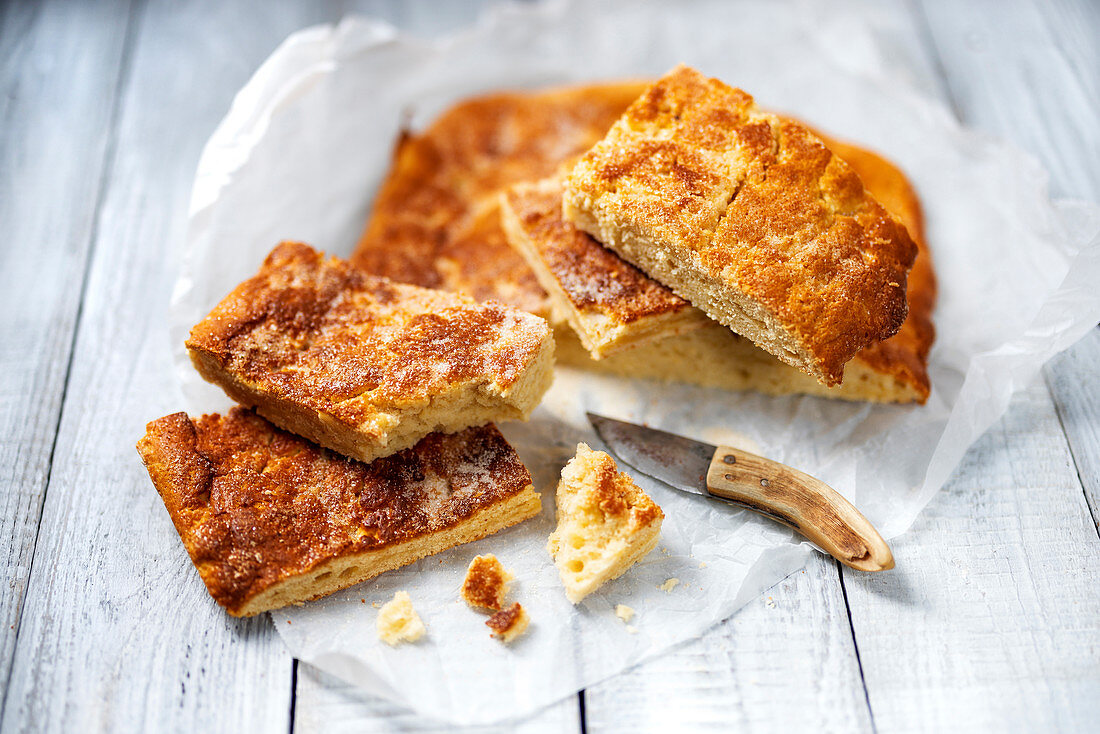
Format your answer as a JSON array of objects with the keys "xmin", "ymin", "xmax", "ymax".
[
  {"xmin": 843, "ymin": 379, "xmax": 1100, "ymax": 731},
  {"xmin": 915, "ymin": 0, "xmax": 1100, "ymax": 200},
  {"xmin": 0, "ymin": 0, "xmax": 135, "ymax": 703},
  {"xmin": 1046, "ymin": 327, "xmax": 1100, "ymax": 534},
  {"xmin": 294, "ymin": 663, "xmax": 581, "ymax": 734},
  {"xmin": 0, "ymin": 0, "xmax": 343, "ymax": 731},
  {"xmin": 584, "ymin": 553, "xmax": 874, "ymax": 734}
]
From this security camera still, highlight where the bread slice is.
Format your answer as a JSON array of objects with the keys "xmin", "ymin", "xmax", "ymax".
[
  {"xmin": 351, "ymin": 82, "xmax": 649, "ymax": 316},
  {"xmin": 136, "ymin": 408, "xmax": 541, "ymax": 617},
  {"xmin": 501, "ymin": 178, "xmax": 711, "ymax": 358},
  {"xmin": 562, "ymin": 65, "xmax": 917, "ymax": 385},
  {"xmin": 515, "ymin": 131, "xmax": 936, "ymax": 403},
  {"xmin": 186, "ymin": 242, "xmax": 554, "ymax": 464},
  {"xmin": 548, "ymin": 444, "xmax": 663, "ymax": 603},
  {"xmin": 350, "ymin": 81, "xmax": 934, "ymax": 402}
]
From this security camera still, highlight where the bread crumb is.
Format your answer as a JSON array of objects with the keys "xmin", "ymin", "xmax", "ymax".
[
  {"xmin": 376, "ymin": 591, "xmax": 426, "ymax": 645},
  {"xmin": 765, "ymin": 596, "xmax": 777, "ymax": 609},
  {"xmin": 486, "ymin": 602, "xmax": 529, "ymax": 643},
  {"xmin": 698, "ymin": 561, "xmax": 707, "ymax": 569},
  {"xmin": 658, "ymin": 578, "xmax": 680, "ymax": 592},
  {"xmin": 461, "ymin": 554, "xmax": 513, "ymax": 611},
  {"xmin": 625, "ymin": 625, "xmax": 639, "ymax": 634},
  {"xmin": 548, "ymin": 444, "xmax": 663, "ymax": 603},
  {"xmin": 615, "ymin": 604, "xmax": 635, "ymax": 623}
]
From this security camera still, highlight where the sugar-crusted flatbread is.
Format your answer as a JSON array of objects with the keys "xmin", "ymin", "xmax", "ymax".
[
  {"xmin": 548, "ymin": 444, "xmax": 663, "ymax": 604},
  {"xmin": 352, "ymin": 82, "xmax": 650, "ymax": 317},
  {"xmin": 352, "ymin": 81, "xmax": 934, "ymax": 403},
  {"xmin": 562, "ymin": 66, "xmax": 918, "ymax": 385},
  {"xmin": 187, "ymin": 242, "xmax": 554, "ymax": 464},
  {"xmin": 505, "ymin": 132, "xmax": 935, "ymax": 403},
  {"xmin": 501, "ymin": 177, "xmax": 710, "ymax": 358},
  {"xmin": 136, "ymin": 408, "xmax": 541, "ymax": 617}
]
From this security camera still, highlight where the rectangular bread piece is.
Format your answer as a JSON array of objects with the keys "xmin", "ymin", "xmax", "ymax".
[
  {"xmin": 522, "ymin": 129, "xmax": 936, "ymax": 403},
  {"xmin": 351, "ymin": 82, "xmax": 650, "ymax": 317},
  {"xmin": 500, "ymin": 177, "xmax": 711, "ymax": 359},
  {"xmin": 136, "ymin": 408, "xmax": 542, "ymax": 617},
  {"xmin": 187, "ymin": 242, "xmax": 554, "ymax": 464},
  {"xmin": 562, "ymin": 65, "xmax": 917, "ymax": 386}
]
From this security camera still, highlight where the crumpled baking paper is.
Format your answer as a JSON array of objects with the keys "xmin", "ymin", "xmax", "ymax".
[{"xmin": 170, "ymin": 0, "xmax": 1100, "ymax": 724}]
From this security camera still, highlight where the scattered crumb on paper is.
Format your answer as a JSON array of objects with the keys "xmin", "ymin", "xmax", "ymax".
[
  {"xmin": 658, "ymin": 578, "xmax": 680, "ymax": 593},
  {"xmin": 377, "ymin": 591, "xmax": 426, "ymax": 646},
  {"xmin": 625, "ymin": 625, "xmax": 639, "ymax": 634},
  {"xmin": 615, "ymin": 604, "xmax": 635, "ymax": 623}
]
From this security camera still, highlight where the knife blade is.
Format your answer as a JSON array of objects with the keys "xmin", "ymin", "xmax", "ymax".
[{"xmin": 588, "ymin": 412, "xmax": 894, "ymax": 572}]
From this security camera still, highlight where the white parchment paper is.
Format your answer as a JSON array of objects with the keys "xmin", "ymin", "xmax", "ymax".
[{"xmin": 171, "ymin": 0, "xmax": 1100, "ymax": 724}]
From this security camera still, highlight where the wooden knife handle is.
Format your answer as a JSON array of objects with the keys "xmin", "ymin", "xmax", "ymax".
[{"xmin": 705, "ymin": 446, "xmax": 894, "ymax": 572}]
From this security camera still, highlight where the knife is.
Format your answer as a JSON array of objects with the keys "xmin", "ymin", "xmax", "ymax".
[{"xmin": 587, "ymin": 412, "xmax": 894, "ymax": 572}]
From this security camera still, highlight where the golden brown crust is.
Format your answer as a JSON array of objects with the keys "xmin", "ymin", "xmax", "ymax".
[
  {"xmin": 486, "ymin": 602, "xmax": 528, "ymax": 641},
  {"xmin": 502, "ymin": 178, "xmax": 695, "ymax": 325},
  {"xmin": 351, "ymin": 82, "xmax": 649, "ymax": 315},
  {"xmin": 562, "ymin": 66, "xmax": 918, "ymax": 385},
  {"xmin": 817, "ymin": 133, "xmax": 935, "ymax": 402},
  {"xmin": 460, "ymin": 554, "xmax": 510, "ymax": 611},
  {"xmin": 352, "ymin": 80, "xmax": 933, "ymax": 402},
  {"xmin": 186, "ymin": 242, "xmax": 553, "ymax": 462},
  {"xmin": 136, "ymin": 408, "xmax": 538, "ymax": 616},
  {"xmin": 521, "ymin": 142, "xmax": 934, "ymax": 402}
]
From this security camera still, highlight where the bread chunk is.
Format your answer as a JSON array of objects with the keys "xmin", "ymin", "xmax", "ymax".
[
  {"xmin": 562, "ymin": 66, "xmax": 917, "ymax": 385},
  {"xmin": 136, "ymin": 408, "xmax": 541, "ymax": 616},
  {"xmin": 187, "ymin": 242, "xmax": 554, "ymax": 464},
  {"xmin": 486, "ymin": 602, "xmax": 529, "ymax": 643},
  {"xmin": 461, "ymin": 554, "xmax": 512, "ymax": 611},
  {"xmin": 552, "ymin": 130, "xmax": 935, "ymax": 403},
  {"xmin": 501, "ymin": 178, "xmax": 710, "ymax": 358},
  {"xmin": 548, "ymin": 444, "xmax": 663, "ymax": 603},
  {"xmin": 352, "ymin": 82, "xmax": 649, "ymax": 316},
  {"xmin": 352, "ymin": 81, "xmax": 933, "ymax": 402},
  {"xmin": 377, "ymin": 591, "xmax": 426, "ymax": 645}
]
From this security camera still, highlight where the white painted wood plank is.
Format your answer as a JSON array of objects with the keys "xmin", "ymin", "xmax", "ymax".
[
  {"xmin": 0, "ymin": 1, "xmax": 351, "ymax": 731},
  {"xmin": 584, "ymin": 554, "xmax": 873, "ymax": 734},
  {"xmin": 0, "ymin": 0, "xmax": 134, "ymax": 689},
  {"xmin": 295, "ymin": 663, "xmax": 581, "ymax": 734},
  {"xmin": 843, "ymin": 379, "xmax": 1100, "ymax": 732},
  {"xmin": 1046, "ymin": 327, "xmax": 1100, "ymax": 533},
  {"xmin": 916, "ymin": 0, "xmax": 1100, "ymax": 200}
]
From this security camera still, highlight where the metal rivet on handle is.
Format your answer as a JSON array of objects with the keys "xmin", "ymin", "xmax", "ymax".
[
  {"xmin": 760, "ymin": 478, "xmax": 770, "ymax": 488},
  {"xmin": 723, "ymin": 454, "xmax": 736, "ymax": 464}
]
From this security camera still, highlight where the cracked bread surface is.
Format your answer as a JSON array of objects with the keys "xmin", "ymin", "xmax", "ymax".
[
  {"xmin": 136, "ymin": 408, "xmax": 541, "ymax": 617},
  {"xmin": 562, "ymin": 65, "xmax": 917, "ymax": 385},
  {"xmin": 187, "ymin": 242, "xmax": 554, "ymax": 464},
  {"xmin": 352, "ymin": 82, "xmax": 649, "ymax": 316},
  {"xmin": 501, "ymin": 177, "xmax": 710, "ymax": 358},
  {"xmin": 548, "ymin": 444, "xmax": 663, "ymax": 604},
  {"xmin": 522, "ymin": 136, "xmax": 935, "ymax": 403}
]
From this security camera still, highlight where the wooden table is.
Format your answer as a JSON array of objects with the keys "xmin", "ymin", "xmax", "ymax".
[{"xmin": 2, "ymin": 1, "xmax": 1097, "ymax": 731}]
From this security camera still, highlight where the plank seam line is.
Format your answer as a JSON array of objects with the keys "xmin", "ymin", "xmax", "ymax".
[
  {"xmin": 837, "ymin": 562, "xmax": 879, "ymax": 734},
  {"xmin": 1042, "ymin": 361, "xmax": 1100, "ymax": 539},
  {"xmin": 578, "ymin": 689, "xmax": 588, "ymax": 734},
  {"xmin": 0, "ymin": 0, "xmax": 144, "ymax": 724},
  {"xmin": 288, "ymin": 657, "xmax": 298, "ymax": 734}
]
